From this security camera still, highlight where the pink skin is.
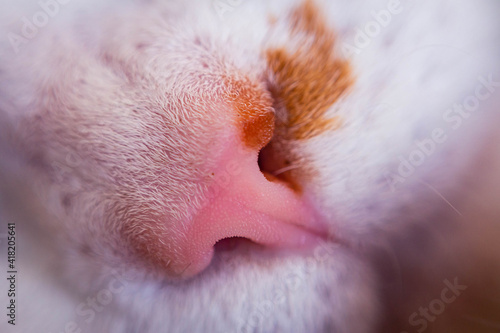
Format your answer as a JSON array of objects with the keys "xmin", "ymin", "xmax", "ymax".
[{"xmin": 171, "ymin": 131, "xmax": 329, "ymax": 278}]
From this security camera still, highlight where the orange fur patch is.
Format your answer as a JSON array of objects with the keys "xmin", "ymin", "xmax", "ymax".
[
  {"xmin": 224, "ymin": 77, "xmax": 275, "ymax": 150},
  {"xmin": 266, "ymin": 0, "xmax": 353, "ymax": 140}
]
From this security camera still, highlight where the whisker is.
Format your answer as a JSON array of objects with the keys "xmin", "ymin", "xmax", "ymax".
[
  {"xmin": 272, "ymin": 164, "xmax": 301, "ymax": 176},
  {"xmin": 418, "ymin": 180, "xmax": 463, "ymax": 216}
]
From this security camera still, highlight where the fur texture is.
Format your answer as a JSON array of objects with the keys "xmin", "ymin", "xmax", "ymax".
[{"xmin": 0, "ymin": 0, "xmax": 500, "ymax": 332}]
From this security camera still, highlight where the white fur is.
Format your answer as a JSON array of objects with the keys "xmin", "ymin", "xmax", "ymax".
[{"xmin": 1, "ymin": 0, "xmax": 500, "ymax": 332}]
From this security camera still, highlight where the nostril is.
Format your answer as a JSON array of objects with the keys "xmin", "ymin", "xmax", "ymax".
[
  {"xmin": 258, "ymin": 142, "xmax": 302, "ymax": 192},
  {"xmin": 214, "ymin": 237, "xmax": 256, "ymax": 252},
  {"xmin": 257, "ymin": 144, "xmax": 270, "ymax": 173}
]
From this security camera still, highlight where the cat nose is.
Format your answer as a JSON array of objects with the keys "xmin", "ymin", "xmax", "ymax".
[
  {"xmin": 172, "ymin": 88, "xmax": 328, "ymax": 278},
  {"xmin": 179, "ymin": 143, "xmax": 327, "ymax": 277}
]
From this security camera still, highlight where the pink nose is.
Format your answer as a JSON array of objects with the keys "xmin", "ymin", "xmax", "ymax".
[
  {"xmin": 150, "ymin": 76, "xmax": 329, "ymax": 278},
  {"xmin": 175, "ymin": 127, "xmax": 328, "ymax": 278},
  {"xmin": 181, "ymin": 145, "xmax": 327, "ymax": 277}
]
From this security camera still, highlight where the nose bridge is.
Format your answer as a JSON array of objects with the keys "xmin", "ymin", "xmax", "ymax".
[{"xmin": 224, "ymin": 76, "xmax": 276, "ymax": 150}]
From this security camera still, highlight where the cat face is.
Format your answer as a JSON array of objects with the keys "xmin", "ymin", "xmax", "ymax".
[
  {"xmin": 3, "ymin": 0, "xmax": 344, "ymax": 279},
  {"xmin": 1, "ymin": 0, "xmax": 499, "ymax": 332}
]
